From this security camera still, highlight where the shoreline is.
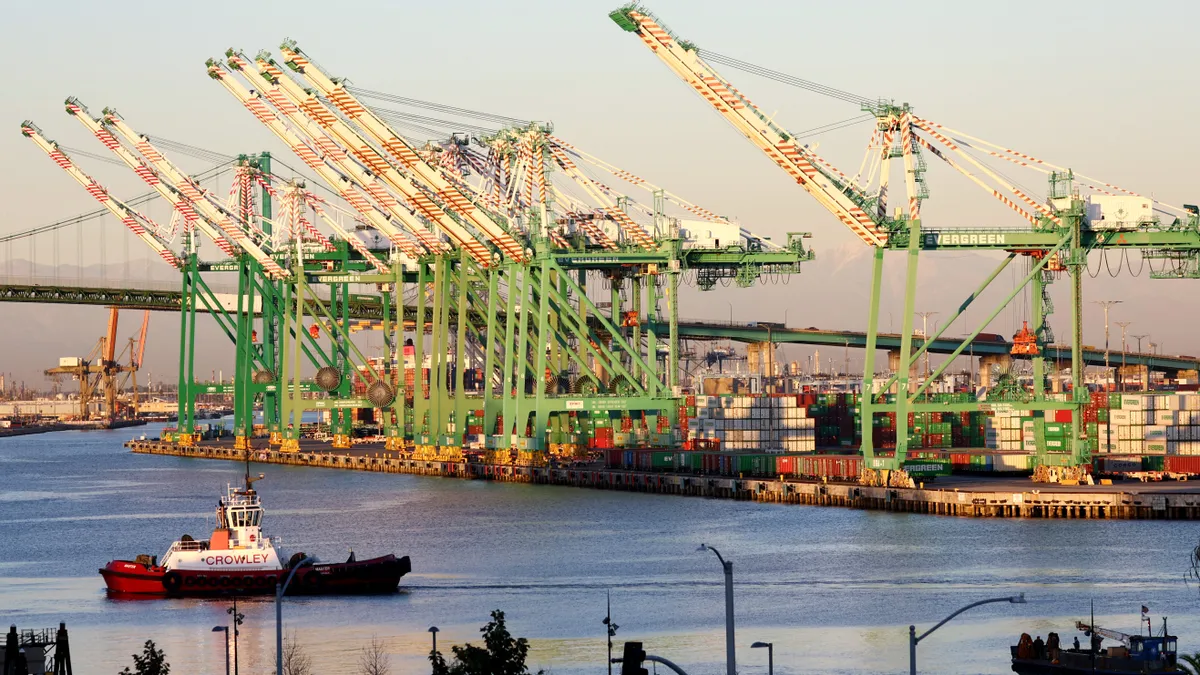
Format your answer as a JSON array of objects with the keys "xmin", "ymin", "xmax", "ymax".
[{"xmin": 125, "ymin": 440, "xmax": 1200, "ymax": 520}]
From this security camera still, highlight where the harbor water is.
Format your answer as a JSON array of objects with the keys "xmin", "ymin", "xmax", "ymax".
[{"xmin": 3, "ymin": 425, "xmax": 1199, "ymax": 675}]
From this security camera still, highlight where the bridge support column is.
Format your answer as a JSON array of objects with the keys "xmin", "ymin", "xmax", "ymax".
[
  {"xmin": 886, "ymin": 349, "xmax": 918, "ymax": 392},
  {"xmin": 978, "ymin": 355, "xmax": 1012, "ymax": 388}
]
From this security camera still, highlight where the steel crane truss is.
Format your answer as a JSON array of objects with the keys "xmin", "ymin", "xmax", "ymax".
[
  {"xmin": 23, "ymin": 49, "xmax": 813, "ymax": 459},
  {"xmin": 614, "ymin": 3, "xmax": 1200, "ymax": 471}
]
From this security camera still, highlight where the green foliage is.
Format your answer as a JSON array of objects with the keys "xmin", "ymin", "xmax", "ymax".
[
  {"xmin": 1180, "ymin": 652, "xmax": 1200, "ymax": 675},
  {"xmin": 118, "ymin": 640, "xmax": 170, "ymax": 675},
  {"xmin": 429, "ymin": 610, "xmax": 543, "ymax": 675}
]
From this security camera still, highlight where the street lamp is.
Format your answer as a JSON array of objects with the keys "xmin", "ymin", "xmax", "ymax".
[
  {"xmin": 916, "ymin": 311, "xmax": 938, "ymax": 379},
  {"xmin": 602, "ymin": 592, "xmax": 618, "ymax": 675},
  {"xmin": 428, "ymin": 626, "xmax": 439, "ymax": 656},
  {"xmin": 698, "ymin": 544, "xmax": 735, "ymax": 675},
  {"xmin": 212, "ymin": 626, "xmax": 230, "ymax": 675},
  {"xmin": 227, "ymin": 599, "xmax": 244, "ymax": 675},
  {"xmin": 1115, "ymin": 321, "xmax": 1132, "ymax": 392},
  {"xmin": 909, "ymin": 594, "xmax": 1026, "ymax": 675},
  {"xmin": 751, "ymin": 641, "xmax": 773, "ymax": 675},
  {"xmin": 1092, "ymin": 300, "xmax": 1122, "ymax": 386},
  {"xmin": 277, "ymin": 556, "xmax": 313, "ymax": 675}
]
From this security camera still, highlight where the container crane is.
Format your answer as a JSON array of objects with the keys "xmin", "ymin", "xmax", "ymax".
[
  {"xmin": 206, "ymin": 57, "xmax": 434, "ymax": 262},
  {"xmin": 614, "ymin": 3, "xmax": 1200, "ymax": 476},
  {"xmin": 279, "ymin": 41, "xmax": 531, "ymax": 263},
  {"xmin": 20, "ymin": 123, "xmax": 183, "ymax": 269}
]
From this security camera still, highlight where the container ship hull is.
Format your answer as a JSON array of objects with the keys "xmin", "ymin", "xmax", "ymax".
[{"xmin": 100, "ymin": 554, "xmax": 410, "ymax": 597}]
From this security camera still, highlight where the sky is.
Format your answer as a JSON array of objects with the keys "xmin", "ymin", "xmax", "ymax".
[{"xmin": 1, "ymin": 0, "xmax": 1198, "ymax": 387}]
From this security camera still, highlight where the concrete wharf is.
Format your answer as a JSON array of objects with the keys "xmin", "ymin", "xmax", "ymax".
[{"xmin": 125, "ymin": 440, "xmax": 1200, "ymax": 520}]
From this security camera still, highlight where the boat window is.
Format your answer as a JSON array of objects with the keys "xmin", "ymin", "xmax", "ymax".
[{"xmin": 1167, "ymin": 639, "xmax": 1177, "ymax": 652}]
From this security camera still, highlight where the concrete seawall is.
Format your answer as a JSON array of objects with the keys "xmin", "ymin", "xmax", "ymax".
[{"xmin": 126, "ymin": 440, "xmax": 1200, "ymax": 520}]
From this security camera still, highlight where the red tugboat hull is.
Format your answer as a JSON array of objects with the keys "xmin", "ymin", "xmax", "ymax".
[{"xmin": 101, "ymin": 555, "xmax": 411, "ymax": 597}]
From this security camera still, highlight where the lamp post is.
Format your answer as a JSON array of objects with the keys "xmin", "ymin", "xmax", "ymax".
[
  {"xmin": 227, "ymin": 598, "xmax": 243, "ymax": 675},
  {"xmin": 428, "ymin": 626, "xmax": 439, "ymax": 657},
  {"xmin": 698, "ymin": 544, "xmax": 735, "ymax": 675},
  {"xmin": 1092, "ymin": 300, "xmax": 1122, "ymax": 388},
  {"xmin": 602, "ymin": 591, "xmax": 618, "ymax": 675},
  {"xmin": 909, "ymin": 594, "xmax": 1026, "ymax": 675},
  {"xmin": 1115, "ymin": 321, "xmax": 1131, "ymax": 392},
  {"xmin": 751, "ymin": 641, "xmax": 773, "ymax": 675},
  {"xmin": 212, "ymin": 626, "xmax": 230, "ymax": 675},
  {"xmin": 277, "ymin": 556, "xmax": 312, "ymax": 675},
  {"xmin": 916, "ymin": 311, "xmax": 938, "ymax": 379}
]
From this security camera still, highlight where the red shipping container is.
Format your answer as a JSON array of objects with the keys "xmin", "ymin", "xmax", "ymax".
[
  {"xmin": 1053, "ymin": 410, "xmax": 1073, "ymax": 423},
  {"xmin": 776, "ymin": 455, "xmax": 798, "ymax": 475},
  {"xmin": 1165, "ymin": 456, "xmax": 1200, "ymax": 474}
]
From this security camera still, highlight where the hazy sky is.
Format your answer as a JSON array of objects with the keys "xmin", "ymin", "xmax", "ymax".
[{"xmin": 1, "ymin": 0, "xmax": 1197, "ymax": 386}]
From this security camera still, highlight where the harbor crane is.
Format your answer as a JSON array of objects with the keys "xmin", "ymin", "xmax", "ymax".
[{"xmin": 612, "ymin": 3, "xmax": 1200, "ymax": 476}]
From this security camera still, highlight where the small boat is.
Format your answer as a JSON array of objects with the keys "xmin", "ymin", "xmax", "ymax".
[
  {"xmin": 1011, "ymin": 616, "xmax": 1181, "ymax": 674},
  {"xmin": 99, "ymin": 469, "xmax": 410, "ymax": 597}
]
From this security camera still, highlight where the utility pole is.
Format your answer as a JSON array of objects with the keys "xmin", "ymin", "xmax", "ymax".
[
  {"xmin": 916, "ymin": 312, "xmax": 938, "ymax": 380},
  {"xmin": 1115, "ymin": 321, "xmax": 1131, "ymax": 392},
  {"xmin": 1092, "ymin": 300, "xmax": 1122, "ymax": 390}
]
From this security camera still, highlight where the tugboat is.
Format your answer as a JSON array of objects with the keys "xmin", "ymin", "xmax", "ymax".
[
  {"xmin": 99, "ymin": 466, "xmax": 410, "ymax": 597},
  {"xmin": 1011, "ymin": 614, "xmax": 1181, "ymax": 674}
]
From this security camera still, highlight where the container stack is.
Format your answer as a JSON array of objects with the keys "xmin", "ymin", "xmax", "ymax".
[{"xmin": 691, "ymin": 395, "xmax": 817, "ymax": 452}]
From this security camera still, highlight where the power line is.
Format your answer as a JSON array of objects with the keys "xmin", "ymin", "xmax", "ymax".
[
  {"xmin": 346, "ymin": 86, "xmax": 531, "ymax": 127},
  {"xmin": 697, "ymin": 50, "xmax": 876, "ymax": 107},
  {"xmin": 1, "ymin": 163, "xmax": 234, "ymax": 243}
]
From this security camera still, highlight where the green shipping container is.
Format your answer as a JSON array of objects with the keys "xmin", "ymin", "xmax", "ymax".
[{"xmin": 904, "ymin": 459, "xmax": 951, "ymax": 477}]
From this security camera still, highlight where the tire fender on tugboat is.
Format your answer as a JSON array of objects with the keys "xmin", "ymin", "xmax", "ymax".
[
  {"xmin": 307, "ymin": 566, "xmax": 326, "ymax": 588},
  {"xmin": 162, "ymin": 571, "xmax": 182, "ymax": 593}
]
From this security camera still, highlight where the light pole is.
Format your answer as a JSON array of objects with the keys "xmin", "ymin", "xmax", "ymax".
[
  {"xmin": 1134, "ymin": 334, "xmax": 1149, "ymax": 354},
  {"xmin": 727, "ymin": 301, "xmax": 733, "ymax": 326},
  {"xmin": 276, "ymin": 556, "xmax": 313, "ymax": 675},
  {"xmin": 698, "ymin": 544, "xmax": 735, "ymax": 675},
  {"xmin": 916, "ymin": 312, "xmax": 938, "ymax": 379},
  {"xmin": 603, "ymin": 591, "xmax": 618, "ymax": 675},
  {"xmin": 1115, "ymin": 321, "xmax": 1131, "ymax": 392},
  {"xmin": 212, "ymin": 626, "xmax": 230, "ymax": 675},
  {"xmin": 1092, "ymin": 300, "xmax": 1122, "ymax": 387},
  {"xmin": 909, "ymin": 594, "xmax": 1026, "ymax": 675},
  {"xmin": 428, "ymin": 626, "xmax": 439, "ymax": 657},
  {"xmin": 227, "ymin": 598, "xmax": 243, "ymax": 675},
  {"xmin": 751, "ymin": 641, "xmax": 773, "ymax": 675}
]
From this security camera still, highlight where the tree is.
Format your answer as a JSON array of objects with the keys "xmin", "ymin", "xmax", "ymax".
[
  {"xmin": 359, "ymin": 636, "xmax": 391, "ymax": 675},
  {"xmin": 1180, "ymin": 652, "xmax": 1200, "ymax": 675},
  {"xmin": 118, "ymin": 640, "xmax": 169, "ymax": 675},
  {"xmin": 429, "ymin": 610, "xmax": 543, "ymax": 675},
  {"xmin": 276, "ymin": 632, "xmax": 313, "ymax": 675}
]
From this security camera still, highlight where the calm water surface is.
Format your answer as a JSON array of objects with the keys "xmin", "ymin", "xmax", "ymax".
[{"xmin": 2, "ymin": 425, "xmax": 1199, "ymax": 675}]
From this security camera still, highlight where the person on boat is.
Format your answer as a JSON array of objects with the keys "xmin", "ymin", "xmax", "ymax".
[
  {"xmin": 1033, "ymin": 636, "xmax": 1046, "ymax": 660},
  {"xmin": 1046, "ymin": 632, "xmax": 1060, "ymax": 663},
  {"xmin": 1073, "ymin": 636, "xmax": 1080, "ymax": 652},
  {"xmin": 1017, "ymin": 633, "xmax": 1034, "ymax": 659}
]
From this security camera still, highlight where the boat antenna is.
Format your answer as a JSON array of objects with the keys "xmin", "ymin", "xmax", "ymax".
[{"xmin": 243, "ymin": 444, "xmax": 264, "ymax": 492}]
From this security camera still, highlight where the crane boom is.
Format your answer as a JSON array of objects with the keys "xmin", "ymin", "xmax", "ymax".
[
  {"xmin": 134, "ymin": 310, "xmax": 150, "ymax": 369},
  {"xmin": 245, "ymin": 52, "xmax": 501, "ymax": 262},
  {"xmin": 611, "ymin": 5, "xmax": 888, "ymax": 246},
  {"xmin": 229, "ymin": 52, "xmax": 486, "ymax": 260},
  {"xmin": 278, "ymin": 42, "xmax": 530, "ymax": 262},
  {"xmin": 104, "ymin": 307, "xmax": 119, "ymax": 364},
  {"xmin": 95, "ymin": 105, "xmax": 290, "ymax": 278},
  {"xmin": 20, "ymin": 122, "xmax": 184, "ymax": 269},
  {"xmin": 205, "ymin": 59, "xmax": 429, "ymax": 262},
  {"xmin": 1076, "ymin": 621, "xmax": 1132, "ymax": 647}
]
